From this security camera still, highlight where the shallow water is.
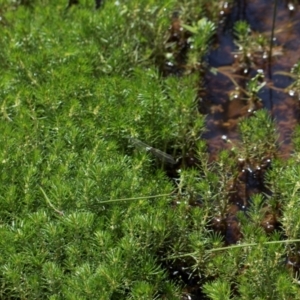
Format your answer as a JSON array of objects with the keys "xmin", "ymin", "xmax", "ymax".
[
  {"xmin": 162, "ymin": 2, "xmax": 300, "ymax": 297},
  {"xmin": 195, "ymin": 0, "xmax": 300, "ymax": 248},
  {"xmin": 202, "ymin": 0, "xmax": 300, "ymax": 159}
]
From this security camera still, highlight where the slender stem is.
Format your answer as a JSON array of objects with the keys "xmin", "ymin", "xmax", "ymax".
[
  {"xmin": 208, "ymin": 238, "xmax": 300, "ymax": 252},
  {"xmin": 166, "ymin": 239, "xmax": 300, "ymax": 260},
  {"xmin": 100, "ymin": 193, "xmax": 173, "ymax": 204},
  {"xmin": 269, "ymin": 0, "xmax": 278, "ymax": 65},
  {"xmin": 268, "ymin": 0, "xmax": 278, "ymax": 112},
  {"xmin": 40, "ymin": 186, "xmax": 64, "ymax": 216}
]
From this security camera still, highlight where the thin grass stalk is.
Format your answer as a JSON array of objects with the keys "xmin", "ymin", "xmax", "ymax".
[
  {"xmin": 167, "ymin": 239, "xmax": 300, "ymax": 260},
  {"xmin": 268, "ymin": 0, "xmax": 278, "ymax": 64},
  {"xmin": 99, "ymin": 193, "xmax": 174, "ymax": 203},
  {"xmin": 268, "ymin": 0, "xmax": 278, "ymax": 111}
]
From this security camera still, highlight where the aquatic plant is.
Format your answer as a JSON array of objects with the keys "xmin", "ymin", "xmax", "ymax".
[
  {"xmin": 182, "ymin": 17, "xmax": 216, "ymax": 73},
  {"xmin": 1, "ymin": 0, "xmax": 300, "ymax": 299},
  {"xmin": 233, "ymin": 20, "xmax": 272, "ymax": 69},
  {"xmin": 276, "ymin": 61, "xmax": 300, "ymax": 100}
]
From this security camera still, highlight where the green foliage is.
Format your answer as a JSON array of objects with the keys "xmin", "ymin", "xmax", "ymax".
[
  {"xmin": 287, "ymin": 60, "xmax": 300, "ymax": 100},
  {"xmin": 183, "ymin": 17, "xmax": 216, "ymax": 71},
  {"xmin": 203, "ymin": 279, "xmax": 232, "ymax": 300},
  {"xmin": 234, "ymin": 20, "xmax": 270, "ymax": 67},
  {"xmin": 1, "ymin": 0, "xmax": 300, "ymax": 299},
  {"xmin": 245, "ymin": 73, "xmax": 266, "ymax": 109},
  {"xmin": 238, "ymin": 109, "xmax": 277, "ymax": 161}
]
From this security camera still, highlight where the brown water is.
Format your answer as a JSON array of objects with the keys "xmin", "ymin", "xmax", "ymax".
[
  {"xmin": 197, "ymin": 0, "xmax": 300, "ymax": 249},
  {"xmin": 160, "ymin": 0, "xmax": 300, "ymax": 239},
  {"xmin": 202, "ymin": 0, "xmax": 300, "ymax": 159},
  {"xmin": 159, "ymin": 2, "xmax": 300, "ymax": 298}
]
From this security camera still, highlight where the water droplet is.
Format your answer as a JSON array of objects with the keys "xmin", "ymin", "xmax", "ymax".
[
  {"xmin": 288, "ymin": 3, "xmax": 295, "ymax": 11},
  {"xmin": 289, "ymin": 90, "xmax": 295, "ymax": 96},
  {"xmin": 166, "ymin": 53, "xmax": 173, "ymax": 59}
]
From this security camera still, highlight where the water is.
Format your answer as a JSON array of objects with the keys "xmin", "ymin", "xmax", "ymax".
[{"xmin": 201, "ymin": 0, "xmax": 300, "ymax": 159}]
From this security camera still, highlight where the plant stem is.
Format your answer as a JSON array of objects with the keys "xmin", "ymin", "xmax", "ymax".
[
  {"xmin": 269, "ymin": 0, "xmax": 278, "ymax": 64},
  {"xmin": 268, "ymin": 0, "xmax": 278, "ymax": 112},
  {"xmin": 100, "ymin": 193, "xmax": 174, "ymax": 204},
  {"xmin": 40, "ymin": 186, "xmax": 64, "ymax": 216}
]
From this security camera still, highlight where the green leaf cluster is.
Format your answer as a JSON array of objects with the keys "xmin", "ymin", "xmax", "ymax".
[{"xmin": 1, "ymin": 1, "xmax": 300, "ymax": 299}]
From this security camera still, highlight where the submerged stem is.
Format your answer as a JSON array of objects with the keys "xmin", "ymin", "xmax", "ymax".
[
  {"xmin": 268, "ymin": 0, "xmax": 278, "ymax": 112},
  {"xmin": 269, "ymin": 0, "xmax": 278, "ymax": 65}
]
